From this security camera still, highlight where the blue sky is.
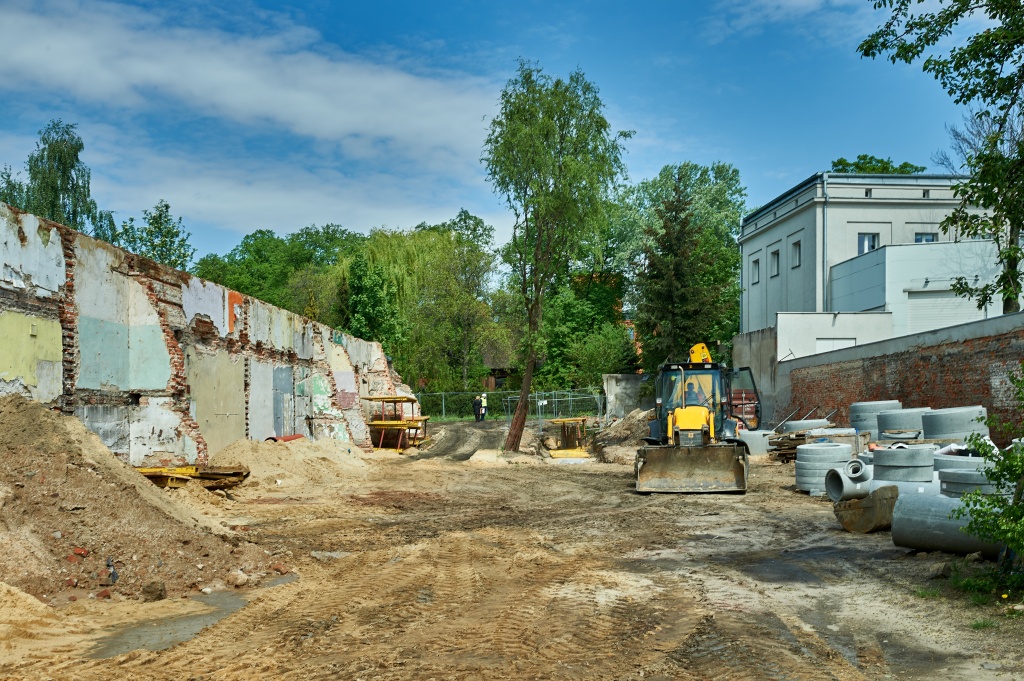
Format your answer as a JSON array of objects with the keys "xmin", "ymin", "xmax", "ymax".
[{"xmin": 0, "ymin": 0, "xmax": 971, "ymax": 257}]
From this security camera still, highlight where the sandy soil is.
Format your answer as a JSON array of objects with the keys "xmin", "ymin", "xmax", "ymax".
[{"xmin": 1, "ymin": 418, "xmax": 1023, "ymax": 680}]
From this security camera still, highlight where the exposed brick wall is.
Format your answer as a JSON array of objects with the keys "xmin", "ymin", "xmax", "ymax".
[{"xmin": 785, "ymin": 324, "xmax": 1024, "ymax": 445}]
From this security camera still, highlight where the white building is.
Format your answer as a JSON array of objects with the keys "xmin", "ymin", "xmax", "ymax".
[
  {"xmin": 733, "ymin": 172, "xmax": 1011, "ymax": 420},
  {"xmin": 738, "ymin": 172, "xmax": 998, "ymax": 344}
]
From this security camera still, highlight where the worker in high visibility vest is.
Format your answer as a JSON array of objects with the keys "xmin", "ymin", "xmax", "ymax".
[{"xmin": 480, "ymin": 393, "xmax": 488, "ymax": 420}]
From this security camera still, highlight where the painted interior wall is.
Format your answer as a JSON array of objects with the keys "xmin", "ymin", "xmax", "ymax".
[{"xmin": 0, "ymin": 203, "xmax": 402, "ymax": 465}]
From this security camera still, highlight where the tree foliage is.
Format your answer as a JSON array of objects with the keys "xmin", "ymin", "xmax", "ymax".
[
  {"xmin": 858, "ymin": 1, "xmax": 1024, "ymax": 116},
  {"xmin": 633, "ymin": 165, "xmax": 743, "ymax": 374},
  {"xmin": 482, "ymin": 60, "xmax": 630, "ymax": 450},
  {"xmin": 193, "ymin": 224, "xmax": 363, "ymax": 313},
  {"xmin": 860, "ymin": 1, "xmax": 1024, "ymax": 313},
  {"xmin": 118, "ymin": 200, "xmax": 196, "ymax": 270},
  {"xmin": 945, "ymin": 133, "xmax": 1024, "ymax": 312},
  {"xmin": 830, "ymin": 154, "xmax": 926, "ymax": 174},
  {"xmin": 0, "ymin": 119, "xmax": 114, "ymax": 238}
]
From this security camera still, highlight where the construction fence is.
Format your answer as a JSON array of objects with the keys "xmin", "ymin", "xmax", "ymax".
[{"xmin": 415, "ymin": 390, "xmax": 605, "ymax": 424}]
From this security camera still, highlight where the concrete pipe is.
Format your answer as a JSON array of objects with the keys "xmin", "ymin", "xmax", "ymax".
[
  {"xmin": 869, "ymin": 472, "xmax": 941, "ymax": 497},
  {"xmin": 877, "ymin": 408, "xmax": 932, "ymax": 433},
  {"xmin": 921, "ymin": 406, "xmax": 989, "ymax": 441},
  {"xmin": 796, "ymin": 460, "xmax": 855, "ymax": 472},
  {"xmin": 782, "ymin": 419, "xmax": 831, "ymax": 433},
  {"xmin": 933, "ymin": 453, "xmax": 989, "ymax": 471},
  {"xmin": 939, "ymin": 469, "xmax": 1004, "ymax": 498},
  {"xmin": 796, "ymin": 442, "xmax": 853, "ymax": 461},
  {"xmin": 891, "ymin": 493, "xmax": 1001, "ymax": 558},
  {"xmin": 848, "ymin": 400, "xmax": 903, "ymax": 441},
  {"xmin": 872, "ymin": 445, "xmax": 937, "ymax": 467},
  {"xmin": 845, "ymin": 459, "xmax": 871, "ymax": 483},
  {"xmin": 825, "ymin": 468, "xmax": 872, "ymax": 502},
  {"xmin": 849, "ymin": 400, "xmax": 904, "ymax": 416},
  {"xmin": 873, "ymin": 465, "xmax": 934, "ymax": 482},
  {"xmin": 880, "ymin": 431, "xmax": 923, "ymax": 441},
  {"xmin": 858, "ymin": 452, "xmax": 874, "ymax": 465},
  {"xmin": 738, "ymin": 430, "xmax": 773, "ymax": 457}
]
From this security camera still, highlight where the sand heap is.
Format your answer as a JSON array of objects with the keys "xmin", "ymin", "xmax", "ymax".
[
  {"xmin": 592, "ymin": 408, "xmax": 651, "ymax": 464},
  {"xmin": 210, "ymin": 437, "xmax": 368, "ymax": 494},
  {"xmin": 0, "ymin": 395, "xmax": 264, "ymax": 601}
]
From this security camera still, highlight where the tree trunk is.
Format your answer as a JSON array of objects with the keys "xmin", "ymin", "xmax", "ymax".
[
  {"xmin": 503, "ymin": 357, "xmax": 535, "ymax": 452},
  {"xmin": 1002, "ymin": 223, "xmax": 1021, "ymax": 314}
]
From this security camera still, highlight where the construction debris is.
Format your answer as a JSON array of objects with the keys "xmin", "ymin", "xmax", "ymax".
[{"xmin": 0, "ymin": 395, "xmax": 266, "ymax": 601}]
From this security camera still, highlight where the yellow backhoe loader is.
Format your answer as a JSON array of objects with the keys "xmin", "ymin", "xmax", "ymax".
[{"xmin": 635, "ymin": 344, "xmax": 761, "ymax": 493}]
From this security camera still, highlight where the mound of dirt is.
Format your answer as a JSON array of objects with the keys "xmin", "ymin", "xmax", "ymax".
[
  {"xmin": 595, "ymin": 409, "xmax": 652, "ymax": 447},
  {"xmin": 0, "ymin": 395, "xmax": 265, "ymax": 601},
  {"xmin": 591, "ymin": 409, "xmax": 650, "ymax": 464},
  {"xmin": 209, "ymin": 437, "xmax": 367, "ymax": 494}
]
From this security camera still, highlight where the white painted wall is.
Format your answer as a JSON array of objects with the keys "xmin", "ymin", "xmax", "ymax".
[
  {"xmin": 829, "ymin": 240, "xmax": 1003, "ymax": 337},
  {"xmin": 776, "ymin": 312, "xmax": 893, "ymax": 361}
]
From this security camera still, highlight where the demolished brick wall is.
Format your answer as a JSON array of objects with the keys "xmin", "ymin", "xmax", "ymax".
[{"xmin": 0, "ymin": 203, "xmax": 399, "ymax": 465}]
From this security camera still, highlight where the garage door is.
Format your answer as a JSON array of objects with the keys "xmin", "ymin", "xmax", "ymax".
[{"xmin": 906, "ymin": 290, "xmax": 985, "ymax": 334}]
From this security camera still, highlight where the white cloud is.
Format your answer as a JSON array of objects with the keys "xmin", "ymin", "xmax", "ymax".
[
  {"xmin": 0, "ymin": 0, "xmax": 499, "ymax": 176},
  {"xmin": 706, "ymin": 0, "xmax": 874, "ymax": 44}
]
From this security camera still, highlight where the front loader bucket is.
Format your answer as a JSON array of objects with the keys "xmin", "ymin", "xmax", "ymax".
[{"xmin": 636, "ymin": 444, "xmax": 747, "ymax": 493}]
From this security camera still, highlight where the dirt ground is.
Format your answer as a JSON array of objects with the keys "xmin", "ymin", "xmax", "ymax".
[{"xmin": 2, "ymin": 417, "xmax": 1024, "ymax": 680}]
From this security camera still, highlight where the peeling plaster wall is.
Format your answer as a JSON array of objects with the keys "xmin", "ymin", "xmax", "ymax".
[
  {"xmin": 0, "ymin": 204, "xmax": 405, "ymax": 465},
  {"xmin": 0, "ymin": 310, "xmax": 62, "ymax": 401}
]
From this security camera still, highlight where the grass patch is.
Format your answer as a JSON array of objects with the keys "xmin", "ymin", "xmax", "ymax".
[
  {"xmin": 969, "ymin": 593, "xmax": 991, "ymax": 606},
  {"xmin": 970, "ymin": 619, "xmax": 997, "ymax": 630},
  {"xmin": 915, "ymin": 587, "xmax": 942, "ymax": 599}
]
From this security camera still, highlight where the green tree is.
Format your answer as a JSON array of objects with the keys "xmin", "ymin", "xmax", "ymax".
[
  {"xmin": 945, "ymin": 135, "xmax": 1024, "ymax": 313},
  {"xmin": 610, "ymin": 162, "xmax": 746, "ymax": 312},
  {"xmin": 118, "ymin": 199, "xmax": 196, "ymax": 270},
  {"xmin": 859, "ymin": 1, "xmax": 1024, "ymax": 313},
  {"xmin": 634, "ymin": 166, "xmax": 742, "ymax": 374},
  {"xmin": 482, "ymin": 60, "xmax": 631, "ymax": 451},
  {"xmin": 954, "ymin": 363, "xmax": 1024, "ymax": 575},
  {"xmin": 194, "ymin": 224, "xmax": 363, "ymax": 315},
  {"xmin": 343, "ymin": 253, "xmax": 408, "ymax": 357},
  {"xmin": 1, "ymin": 119, "xmax": 114, "ymax": 239},
  {"xmin": 830, "ymin": 154, "xmax": 926, "ymax": 174}
]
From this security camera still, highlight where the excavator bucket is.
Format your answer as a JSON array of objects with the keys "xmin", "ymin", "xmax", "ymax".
[{"xmin": 636, "ymin": 443, "xmax": 748, "ymax": 493}]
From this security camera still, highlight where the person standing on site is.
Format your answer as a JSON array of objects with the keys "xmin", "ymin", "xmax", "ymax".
[
  {"xmin": 472, "ymin": 395, "xmax": 482, "ymax": 422},
  {"xmin": 480, "ymin": 393, "xmax": 488, "ymax": 420}
]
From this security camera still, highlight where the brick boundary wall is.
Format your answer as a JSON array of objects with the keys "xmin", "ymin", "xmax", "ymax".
[{"xmin": 780, "ymin": 314, "xmax": 1024, "ymax": 446}]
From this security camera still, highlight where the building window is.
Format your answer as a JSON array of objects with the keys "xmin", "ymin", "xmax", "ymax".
[
  {"xmin": 858, "ymin": 233, "xmax": 879, "ymax": 254},
  {"xmin": 770, "ymin": 250, "xmax": 780, "ymax": 277},
  {"xmin": 751, "ymin": 259, "xmax": 760, "ymax": 284},
  {"xmin": 791, "ymin": 241, "xmax": 801, "ymax": 268},
  {"xmin": 864, "ymin": 188, "xmax": 872, "ymax": 198},
  {"xmin": 915, "ymin": 233, "xmax": 938, "ymax": 243},
  {"xmin": 922, "ymin": 189, "xmax": 930, "ymax": 199}
]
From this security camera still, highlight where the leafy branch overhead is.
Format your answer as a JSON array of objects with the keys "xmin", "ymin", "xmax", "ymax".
[{"xmin": 860, "ymin": 1, "xmax": 1024, "ymax": 313}]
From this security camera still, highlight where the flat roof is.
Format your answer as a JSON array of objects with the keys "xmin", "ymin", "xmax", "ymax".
[{"xmin": 741, "ymin": 172, "xmax": 968, "ymax": 229}]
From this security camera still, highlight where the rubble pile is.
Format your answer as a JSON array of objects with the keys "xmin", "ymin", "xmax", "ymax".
[
  {"xmin": 0, "ymin": 395, "xmax": 264, "ymax": 602},
  {"xmin": 592, "ymin": 408, "xmax": 651, "ymax": 464}
]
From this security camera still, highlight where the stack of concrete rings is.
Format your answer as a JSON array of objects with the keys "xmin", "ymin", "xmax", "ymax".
[
  {"xmin": 921, "ymin": 406, "xmax": 989, "ymax": 442},
  {"xmin": 872, "ymin": 444, "xmax": 936, "ymax": 482},
  {"xmin": 848, "ymin": 400, "xmax": 902, "ymax": 441},
  {"xmin": 795, "ymin": 442, "xmax": 852, "ymax": 495},
  {"xmin": 876, "ymin": 407, "xmax": 932, "ymax": 440},
  {"xmin": 939, "ymin": 469, "xmax": 1004, "ymax": 498}
]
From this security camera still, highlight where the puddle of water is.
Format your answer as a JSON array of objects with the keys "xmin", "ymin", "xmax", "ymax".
[
  {"xmin": 89, "ymin": 573, "xmax": 299, "ymax": 659},
  {"xmin": 737, "ymin": 558, "xmax": 822, "ymax": 584}
]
